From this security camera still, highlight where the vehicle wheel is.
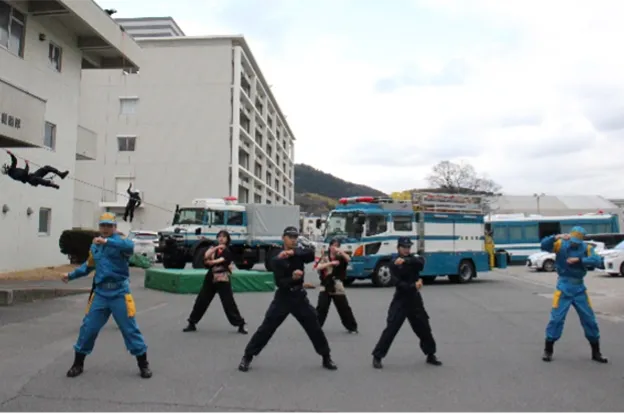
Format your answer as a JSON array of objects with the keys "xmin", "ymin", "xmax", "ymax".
[
  {"xmin": 449, "ymin": 260, "xmax": 475, "ymax": 283},
  {"xmin": 235, "ymin": 262, "xmax": 254, "ymax": 270},
  {"xmin": 608, "ymin": 273, "xmax": 619, "ymax": 277},
  {"xmin": 163, "ymin": 254, "xmax": 186, "ymax": 269},
  {"xmin": 372, "ymin": 261, "xmax": 394, "ymax": 287},
  {"xmin": 422, "ymin": 276, "xmax": 437, "ymax": 285},
  {"xmin": 192, "ymin": 245, "xmax": 213, "ymax": 269},
  {"xmin": 620, "ymin": 263, "xmax": 624, "ymax": 277},
  {"xmin": 542, "ymin": 259, "xmax": 555, "ymax": 272}
]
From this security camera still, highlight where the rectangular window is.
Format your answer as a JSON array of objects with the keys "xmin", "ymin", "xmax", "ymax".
[
  {"xmin": 48, "ymin": 42, "xmax": 62, "ymax": 72},
  {"xmin": 508, "ymin": 226, "xmax": 524, "ymax": 241},
  {"xmin": 227, "ymin": 211, "xmax": 244, "ymax": 226},
  {"xmin": 393, "ymin": 215, "xmax": 413, "ymax": 231},
  {"xmin": 117, "ymin": 136, "xmax": 136, "ymax": 152},
  {"xmin": 0, "ymin": 1, "xmax": 25, "ymax": 57},
  {"xmin": 524, "ymin": 225, "xmax": 539, "ymax": 241},
  {"xmin": 119, "ymin": 98, "xmax": 138, "ymax": 115},
  {"xmin": 44, "ymin": 122, "xmax": 56, "ymax": 150},
  {"xmin": 239, "ymin": 111, "xmax": 250, "ymax": 133},
  {"xmin": 254, "ymin": 194, "xmax": 262, "ymax": 203},
  {"xmin": 255, "ymin": 130, "xmax": 263, "ymax": 147},
  {"xmin": 492, "ymin": 225, "xmax": 508, "ymax": 243},
  {"xmin": 38, "ymin": 208, "xmax": 51, "ymax": 235}
]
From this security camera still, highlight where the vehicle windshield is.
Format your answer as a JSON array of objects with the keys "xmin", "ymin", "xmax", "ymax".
[
  {"xmin": 175, "ymin": 208, "xmax": 205, "ymax": 225},
  {"xmin": 614, "ymin": 241, "xmax": 624, "ymax": 251},
  {"xmin": 325, "ymin": 211, "xmax": 362, "ymax": 239}
]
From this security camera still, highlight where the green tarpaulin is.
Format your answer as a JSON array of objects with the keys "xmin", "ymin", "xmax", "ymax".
[{"xmin": 144, "ymin": 268, "xmax": 276, "ymax": 294}]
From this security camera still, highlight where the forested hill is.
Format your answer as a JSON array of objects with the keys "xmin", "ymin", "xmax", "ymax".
[{"xmin": 294, "ymin": 164, "xmax": 387, "ymax": 214}]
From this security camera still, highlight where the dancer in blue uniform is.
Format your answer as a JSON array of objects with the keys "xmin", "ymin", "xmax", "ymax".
[
  {"xmin": 540, "ymin": 226, "xmax": 608, "ymax": 363},
  {"xmin": 62, "ymin": 212, "xmax": 152, "ymax": 378}
]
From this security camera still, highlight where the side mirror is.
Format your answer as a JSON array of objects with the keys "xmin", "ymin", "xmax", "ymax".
[
  {"xmin": 316, "ymin": 219, "xmax": 322, "ymax": 229},
  {"xmin": 174, "ymin": 228, "xmax": 181, "ymax": 234},
  {"xmin": 195, "ymin": 228, "xmax": 202, "ymax": 235}
]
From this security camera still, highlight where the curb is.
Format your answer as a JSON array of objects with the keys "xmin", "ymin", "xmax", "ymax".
[{"xmin": 0, "ymin": 287, "xmax": 91, "ymax": 306}]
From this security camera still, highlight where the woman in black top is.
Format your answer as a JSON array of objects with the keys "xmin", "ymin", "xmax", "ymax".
[
  {"xmin": 315, "ymin": 238, "xmax": 358, "ymax": 333},
  {"xmin": 183, "ymin": 230, "xmax": 248, "ymax": 334}
]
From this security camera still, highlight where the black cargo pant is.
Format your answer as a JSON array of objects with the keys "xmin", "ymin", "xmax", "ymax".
[
  {"xmin": 316, "ymin": 291, "xmax": 358, "ymax": 332},
  {"xmin": 244, "ymin": 288, "xmax": 331, "ymax": 357},
  {"xmin": 188, "ymin": 277, "xmax": 245, "ymax": 327},
  {"xmin": 372, "ymin": 290, "xmax": 437, "ymax": 359}
]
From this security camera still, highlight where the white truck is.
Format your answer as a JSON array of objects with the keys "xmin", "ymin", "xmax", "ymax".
[{"xmin": 156, "ymin": 198, "xmax": 300, "ymax": 270}]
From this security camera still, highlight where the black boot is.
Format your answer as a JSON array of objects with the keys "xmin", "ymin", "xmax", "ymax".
[
  {"xmin": 183, "ymin": 322, "xmax": 197, "ymax": 332},
  {"xmin": 137, "ymin": 353, "xmax": 153, "ymax": 378},
  {"xmin": 238, "ymin": 355, "xmax": 252, "ymax": 372},
  {"xmin": 60, "ymin": 170, "xmax": 69, "ymax": 179},
  {"xmin": 591, "ymin": 341, "xmax": 608, "ymax": 363},
  {"xmin": 426, "ymin": 354, "xmax": 442, "ymax": 366},
  {"xmin": 322, "ymin": 355, "xmax": 338, "ymax": 370},
  {"xmin": 237, "ymin": 324, "xmax": 248, "ymax": 334},
  {"xmin": 542, "ymin": 340, "xmax": 554, "ymax": 362},
  {"xmin": 372, "ymin": 356, "xmax": 383, "ymax": 369},
  {"xmin": 66, "ymin": 352, "xmax": 86, "ymax": 378}
]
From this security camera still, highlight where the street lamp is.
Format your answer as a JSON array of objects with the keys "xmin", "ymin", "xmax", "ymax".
[{"xmin": 533, "ymin": 193, "xmax": 545, "ymax": 214}]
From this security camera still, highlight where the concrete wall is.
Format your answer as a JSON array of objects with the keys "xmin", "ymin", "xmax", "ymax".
[
  {"xmin": 76, "ymin": 39, "xmax": 235, "ymax": 231},
  {"xmin": 0, "ymin": 7, "xmax": 85, "ymax": 272}
]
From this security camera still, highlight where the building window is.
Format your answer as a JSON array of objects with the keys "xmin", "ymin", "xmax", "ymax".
[
  {"xmin": 266, "ymin": 172, "xmax": 272, "ymax": 185},
  {"xmin": 254, "ymin": 194, "xmax": 262, "ymax": 203},
  {"xmin": 254, "ymin": 162, "xmax": 262, "ymax": 179},
  {"xmin": 44, "ymin": 122, "xmax": 56, "ymax": 150},
  {"xmin": 239, "ymin": 111, "xmax": 250, "ymax": 133},
  {"xmin": 267, "ymin": 116, "xmax": 273, "ymax": 129},
  {"xmin": 48, "ymin": 42, "xmax": 62, "ymax": 72},
  {"xmin": 0, "ymin": 1, "xmax": 25, "ymax": 57},
  {"xmin": 255, "ymin": 98, "xmax": 264, "ymax": 115},
  {"xmin": 267, "ymin": 145, "xmax": 272, "ymax": 158},
  {"xmin": 38, "ymin": 208, "xmax": 51, "ymax": 235},
  {"xmin": 117, "ymin": 136, "xmax": 136, "ymax": 152},
  {"xmin": 255, "ymin": 130, "xmax": 263, "ymax": 147},
  {"xmin": 240, "ymin": 74, "xmax": 251, "ymax": 96},
  {"xmin": 119, "ymin": 98, "xmax": 138, "ymax": 115}
]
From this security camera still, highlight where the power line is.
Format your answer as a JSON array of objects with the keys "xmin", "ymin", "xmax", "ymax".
[{"xmin": 2, "ymin": 150, "xmax": 174, "ymax": 213}]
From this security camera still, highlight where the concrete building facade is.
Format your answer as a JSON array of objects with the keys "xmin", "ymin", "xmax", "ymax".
[
  {"xmin": 0, "ymin": 0, "xmax": 140, "ymax": 272},
  {"xmin": 115, "ymin": 16, "xmax": 184, "ymax": 38},
  {"xmin": 77, "ymin": 30, "xmax": 296, "ymax": 232}
]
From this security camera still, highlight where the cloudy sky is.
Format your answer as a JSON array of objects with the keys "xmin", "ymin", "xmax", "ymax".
[{"xmin": 97, "ymin": 0, "xmax": 623, "ymax": 197}]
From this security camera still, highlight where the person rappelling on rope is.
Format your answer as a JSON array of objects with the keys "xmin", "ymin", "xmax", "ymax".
[
  {"xmin": 123, "ymin": 183, "xmax": 141, "ymax": 222},
  {"xmin": 2, "ymin": 150, "xmax": 68, "ymax": 189}
]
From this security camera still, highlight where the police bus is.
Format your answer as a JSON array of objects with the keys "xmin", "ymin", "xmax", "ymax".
[
  {"xmin": 318, "ymin": 193, "xmax": 500, "ymax": 287},
  {"xmin": 484, "ymin": 212, "xmax": 620, "ymax": 264}
]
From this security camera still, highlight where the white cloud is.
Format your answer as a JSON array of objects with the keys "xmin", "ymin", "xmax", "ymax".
[{"xmin": 98, "ymin": 0, "xmax": 624, "ymax": 198}]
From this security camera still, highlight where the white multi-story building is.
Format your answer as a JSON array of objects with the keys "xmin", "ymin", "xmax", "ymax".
[
  {"xmin": 76, "ymin": 24, "xmax": 296, "ymax": 231},
  {"xmin": 0, "ymin": 0, "xmax": 140, "ymax": 272},
  {"xmin": 115, "ymin": 16, "xmax": 185, "ymax": 38}
]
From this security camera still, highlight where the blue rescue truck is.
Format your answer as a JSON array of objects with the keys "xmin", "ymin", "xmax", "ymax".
[{"xmin": 317, "ymin": 193, "xmax": 501, "ymax": 286}]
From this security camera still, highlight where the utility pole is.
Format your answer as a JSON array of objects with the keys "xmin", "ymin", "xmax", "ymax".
[{"xmin": 533, "ymin": 193, "xmax": 545, "ymax": 214}]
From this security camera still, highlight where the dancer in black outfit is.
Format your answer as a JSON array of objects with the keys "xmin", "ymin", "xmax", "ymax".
[
  {"xmin": 2, "ymin": 150, "xmax": 68, "ymax": 189},
  {"xmin": 372, "ymin": 237, "xmax": 442, "ymax": 369},
  {"xmin": 238, "ymin": 226, "xmax": 337, "ymax": 372},
  {"xmin": 315, "ymin": 238, "xmax": 358, "ymax": 333},
  {"xmin": 183, "ymin": 230, "xmax": 248, "ymax": 334}
]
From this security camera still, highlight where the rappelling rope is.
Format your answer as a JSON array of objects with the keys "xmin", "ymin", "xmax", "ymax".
[{"xmin": 2, "ymin": 150, "xmax": 173, "ymax": 213}]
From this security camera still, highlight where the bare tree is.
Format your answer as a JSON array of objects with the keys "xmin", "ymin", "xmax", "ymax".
[{"xmin": 426, "ymin": 160, "xmax": 502, "ymax": 195}]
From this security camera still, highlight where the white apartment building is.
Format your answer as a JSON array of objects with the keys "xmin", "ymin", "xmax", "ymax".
[
  {"xmin": 77, "ymin": 27, "xmax": 296, "ymax": 232},
  {"xmin": 0, "ymin": 0, "xmax": 140, "ymax": 272},
  {"xmin": 115, "ymin": 16, "xmax": 184, "ymax": 38}
]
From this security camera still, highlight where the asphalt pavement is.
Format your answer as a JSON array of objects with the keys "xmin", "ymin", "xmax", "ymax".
[{"xmin": 1, "ymin": 265, "xmax": 624, "ymax": 412}]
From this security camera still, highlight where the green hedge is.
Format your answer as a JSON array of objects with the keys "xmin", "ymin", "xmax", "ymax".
[{"xmin": 59, "ymin": 229, "xmax": 100, "ymax": 264}]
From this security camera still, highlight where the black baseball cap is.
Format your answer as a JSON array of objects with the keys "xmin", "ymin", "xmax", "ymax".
[
  {"xmin": 283, "ymin": 226, "xmax": 299, "ymax": 237},
  {"xmin": 398, "ymin": 237, "xmax": 413, "ymax": 247}
]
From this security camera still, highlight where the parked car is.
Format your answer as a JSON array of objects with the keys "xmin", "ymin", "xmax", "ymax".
[
  {"xmin": 526, "ymin": 241, "xmax": 606, "ymax": 272},
  {"xmin": 601, "ymin": 241, "xmax": 624, "ymax": 277},
  {"xmin": 128, "ymin": 230, "xmax": 159, "ymax": 262}
]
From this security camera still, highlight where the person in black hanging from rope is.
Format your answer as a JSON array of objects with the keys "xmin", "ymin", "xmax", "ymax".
[
  {"xmin": 123, "ymin": 183, "xmax": 142, "ymax": 222},
  {"xmin": 2, "ymin": 150, "xmax": 68, "ymax": 189}
]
